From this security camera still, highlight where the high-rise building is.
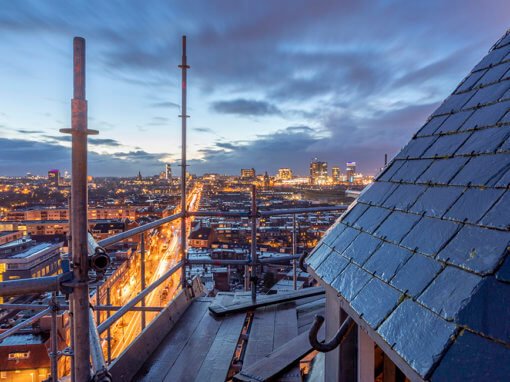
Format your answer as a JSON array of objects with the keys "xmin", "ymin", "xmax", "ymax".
[
  {"xmin": 48, "ymin": 169, "xmax": 60, "ymax": 187},
  {"xmin": 310, "ymin": 160, "xmax": 327, "ymax": 184},
  {"xmin": 241, "ymin": 168, "xmax": 256, "ymax": 179},
  {"xmin": 165, "ymin": 163, "xmax": 172, "ymax": 180},
  {"xmin": 346, "ymin": 162, "xmax": 356, "ymax": 183},
  {"xmin": 278, "ymin": 168, "xmax": 292, "ymax": 180},
  {"xmin": 263, "ymin": 172, "xmax": 270, "ymax": 188},
  {"xmin": 332, "ymin": 167, "xmax": 340, "ymax": 183}
]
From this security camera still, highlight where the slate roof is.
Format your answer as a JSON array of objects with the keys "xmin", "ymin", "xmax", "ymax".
[{"xmin": 306, "ymin": 29, "xmax": 510, "ymax": 380}]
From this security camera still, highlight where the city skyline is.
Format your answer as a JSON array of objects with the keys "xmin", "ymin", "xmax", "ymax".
[{"xmin": 0, "ymin": 1, "xmax": 509, "ymax": 177}]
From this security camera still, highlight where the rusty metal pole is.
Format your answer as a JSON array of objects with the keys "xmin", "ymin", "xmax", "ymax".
[
  {"xmin": 178, "ymin": 36, "xmax": 190, "ymax": 287},
  {"xmin": 140, "ymin": 233, "xmax": 146, "ymax": 330},
  {"xmin": 292, "ymin": 213, "xmax": 297, "ymax": 290},
  {"xmin": 250, "ymin": 185, "xmax": 257, "ymax": 303},
  {"xmin": 106, "ymin": 287, "xmax": 111, "ymax": 365},
  {"xmin": 60, "ymin": 37, "xmax": 98, "ymax": 381},
  {"xmin": 50, "ymin": 292, "xmax": 58, "ymax": 381}
]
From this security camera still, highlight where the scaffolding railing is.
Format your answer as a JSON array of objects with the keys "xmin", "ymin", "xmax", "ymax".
[{"xmin": 0, "ymin": 35, "xmax": 349, "ymax": 381}]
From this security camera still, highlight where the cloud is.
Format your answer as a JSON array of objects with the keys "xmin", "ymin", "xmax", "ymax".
[
  {"xmin": 193, "ymin": 127, "xmax": 213, "ymax": 133},
  {"xmin": 211, "ymin": 99, "xmax": 282, "ymax": 117},
  {"xmin": 150, "ymin": 101, "xmax": 180, "ymax": 109},
  {"xmin": 16, "ymin": 129, "xmax": 45, "ymax": 134},
  {"xmin": 0, "ymin": 137, "xmax": 167, "ymax": 176},
  {"xmin": 88, "ymin": 138, "xmax": 122, "ymax": 147}
]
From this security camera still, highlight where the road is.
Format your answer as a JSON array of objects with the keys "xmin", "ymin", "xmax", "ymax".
[{"xmin": 103, "ymin": 185, "xmax": 202, "ymax": 360}]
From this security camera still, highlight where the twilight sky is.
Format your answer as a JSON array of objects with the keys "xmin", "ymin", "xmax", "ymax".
[{"xmin": 0, "ymin": 1, "xmax": 509, "ymax": 177}]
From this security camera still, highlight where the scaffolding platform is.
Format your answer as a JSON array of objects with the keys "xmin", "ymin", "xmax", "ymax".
[{"xmin": 128, "ymin": 289, "xmax": 325, "ymax": 382}]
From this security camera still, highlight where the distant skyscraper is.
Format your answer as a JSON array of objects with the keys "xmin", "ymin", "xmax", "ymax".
[
  {"xmin": 278, "ymin": 168, "xmax": 292, "ymax": 180},
  {"xmin": 165, "ymin": 164, "xmax": 172, "ymax": 180},
  {"xmin": 332, "ymin": 167, "xmax": 340, "ymax": 183},
  {"xmin": 346, "ymin": 162, "xmax": 356, "ymax": 183},
  {"xmin": 241, "ymin": 168, "xmax": 256, "ymax": 179},
  {"xmin": 137, "ymin": 171, "xmax": 142, "ymax": 180},
  {"xmin": 48, "ymin": 169, "xmax": 60, "ymax": 187},
  {"xmin": 310, "ymin": 159, "xmax": 327, "ymax": 184},
  {"xmin": 263, "ymin": 172, "xmax": 270, "ymax": 188}
]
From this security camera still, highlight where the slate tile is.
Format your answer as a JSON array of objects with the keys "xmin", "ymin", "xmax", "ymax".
[
  {"xmin": 410, "ymin": 186, "xmax": 464, "ymax": 218},
  {"xmin": 443, "ymin": 188, "xmax": 505, "ymax": 224},
  {"xmin": 374, "ymin": 211, "xmax": 421, "ymax": 244},
  {"xmin": 377, "ymin": 160, "xmax": 405, "ymax": 181},
  {"xmin": 354, "ymin": 206, "xmax": 392, "ymax": 234},
  {"xmin": 343, "ymin": 232, "xmax": 382, "ymax": 266},
  {"xmin": 417, "ymin": 157, "xmax": 470, "ymax": 185},
  {"xmin": 341, "ymin": 203, "xmax": 370, "ymax": 227},
  {"xmin": 480, "ymin": 190, "xmax": 510, "ymax": 229},
  {"xmin": 382, "ymin": 184, "xmax": 427, "ymax": 211},
  {"xmin": 495, "ymin": 255, "xmax": 510, "ymax": 282},
  {"xmin": 437, "ymin": 225, "xmax": 510, "ymax": 274},
  {"xmin": 417, "ymin": 266, "xmax": 481, "ymax": 320},
  {"xmin": 472, "ymin": 45, "xmax": 510, "ymax": 71},
  {"xmin": 501, "ymin": 86, "xmax": 510, "ymax": 101},
  {"xmin": 330, "ymin": 263, "xmax": 372, "ymax": 301},
  {"xmin": 456, "ymin": 126, "xmax": 510, "ymax": 154},
  {"xmin": 401, "ymin": 217, "xmax": 460, "ymax": 256},
  {"xmin": 450, "ymin": 152, "xmax": 510, "ymax": 186},
  {"xmin": 495, "ymin": 33, "xmax": 510, "ymax": 49},
  {"xmin": 494, "ymin": 166, "xmax": 510, "ymax": 187},
  {"xmin": 456, "ymin": 277, "xmax": 510, "ymax": 342},
  {"xmin": 463, "ymin": 80, "xmax": 510, "ymax": 109},
  {"xmin": 377, "ymin": 299, "xmax": 456, "ymax": 378},
  {"xmin": 416, "ymin": 115, "xmax": 449, "ymax": 137},
  {"xmin": 422, "ymin": 132, "xmax": 472, "ymax": 158},
  {"xmin": 306, "ymin": 243, "xmax": 333, "ymax": 270},
  {"xmin": 315, "ymin": 251, "xmax": 350, "ymax": 285},
  {"xmin": 350, "ymin": 278, "xmax": 402, "ymax": 328},
  {"xmin": 321, "ymin": 221, "xmax": 347, "ymax": 247},
  {"xmin": 435, "ymin": 110, "xmax": 474, "ymax": 134},
  {"xmin": 363, "ymin": 242, "xmax": 413, "ymax": 282},
  {"xmin": 395, "ymin": 136, "xmax": 438, "ymax": 159},
  {"xmin": 391, "ymin": 159, "xmax": 433, "ymax": 183},
  {"xmin": 476, "ymin": 60, "xmax": 510, "ymax": 86},
  {"xmin": 459, "ymin": 100, "xmax": 510, "ymax": 131},
  {"xmin": 432, "ymin": 91, "xmax": 476, "ymax": 115},
  {"xmin": 358, "ymin": 181, "xmax": 398, "ymax": 205},
  {"xmin": 391, "ymin": 253, "xmax": 442, "ymax": 297},
  {"xmin": 501, "ymin": 131, "xmax": 510, "ymax": 150},
  {"xmin": 455, "ymin": 69, "xmax": 487, "ymax": 93},
  {"xmin": 331, "ymin": 227, "xmax": 360, "ymax": 255},
  {"xmin": 432, "ymin": 330, "xmax": 510, "ymax": 381}
]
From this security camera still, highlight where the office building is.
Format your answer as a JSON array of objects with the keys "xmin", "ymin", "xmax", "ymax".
[
  {"xmin": 346, "ymin": 162, "xmax": 356, "ymax": 183},
  {"xmin": 310, "ymin": 160, "xmax": 327, "ymax": 184},
  {"xmin": 332, "ymin": 167, "xmax": 340, "ymax": 183},
  {"xmin": 241, "ymin": 168, "xmax": 256, "ymax": 179},
  {"xmin": 278, "ymin": 168, "xmax": 292, "ymax": 180},
  {"xmin": 48, "ymin": 169, "xmax": 60, "ymax": 187},
  {"xmin": 165, "ymin": 164, "xmax": 172, "ymax": 179}
]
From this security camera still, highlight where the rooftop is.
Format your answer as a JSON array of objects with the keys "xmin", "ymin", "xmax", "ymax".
[{"xmin": 306, "ymin": 29, "xmax": 510, "ymax": 381}]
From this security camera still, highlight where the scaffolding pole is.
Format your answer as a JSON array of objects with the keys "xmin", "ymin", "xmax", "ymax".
[
  {"xmin": 179, "ymin": 35, "xmax": 190, "ymax": 287},
  {"xmin": 250, "ymin": 185, "xmax": 257, "ymax": 303}
]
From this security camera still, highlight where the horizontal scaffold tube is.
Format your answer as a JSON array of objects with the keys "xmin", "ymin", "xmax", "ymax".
[
  {"xmin": 98, "ymin": 212, "xmax": 183, "ymax": 247},
  {"xmin": 258, "ymin": 206, "xmax": 346, "ymax": 216},
  {"xmin": 97, "ymin": 261, "xmax": 182, "ymax": 334},
  {"xmin": 0, "ymin": 275, "xmax": 61, "ymax": 297}
]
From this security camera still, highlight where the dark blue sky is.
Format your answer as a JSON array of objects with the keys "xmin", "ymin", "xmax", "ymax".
[{"xmin": 0, "ymin": 1, "xmax": 509, "ymax": 176}]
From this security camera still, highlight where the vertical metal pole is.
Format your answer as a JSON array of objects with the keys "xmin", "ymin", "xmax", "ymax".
[
  {"xmin": 50, "ymin": 292, "xmax": 58, "ymax": 381},
  {"xmin": 178, "ymin": 35, "xmax": 190, "ymax": 287},
  {"xmin": 106, "ymin": 287, "xmax": 111, "ymax": 365},
  {"xmin": 140, "ymin": 233, "xmax": 146, "ymax": 330},
  {"xmin": 70, "ymin": 36, "xmax": 90, "ymax": 381},
  {"xmin": 250, "ymin": 185, "xmax": 257, "ymax": 303},
  {"xmin": 96, "ymin": 286, "xmax": 100, "ymax": 325},
  {"xmin": 384, "ymin": 153, "xmax": 388, "ymax": 166},
  {"xmin": 67, "ymin": 198, "xmax": 75, "ymax": 382},
  {"xmin": 292, "ymin": 214, "xmax": 297, "ymax": 290}
]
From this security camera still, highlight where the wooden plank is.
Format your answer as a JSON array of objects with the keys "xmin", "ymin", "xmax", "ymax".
[
  {"xmin": 233, "ymin": 326, "xmax": 324, "ymax": 382},
  {"xmin": 110, "ymin": 278, "xmax": 202, "ymax": 381},
  {"xmin": 134, "ymin": 300, "xmax": 209, "ymax": 381},
  {"xmin": 358, "ymin": 326, "xmax": 375, "ymax": 382},
  {"xmin": 209, "ymin": 287, "xmax": 324, "ymax": 317},
  {"xmin": 243, "ymin": 306, "xmax": 277, "ymax": 368},
  {"xmin": 163, "ymin": 305, "xmax": 225, "ymax": 381},
  {"xmin": 273, "ymin": 302, "xmax": 297, "ymax": 349},
  {"xmin": 194, "ymin": 311, "xmax": 246, "ymax": 382}
]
